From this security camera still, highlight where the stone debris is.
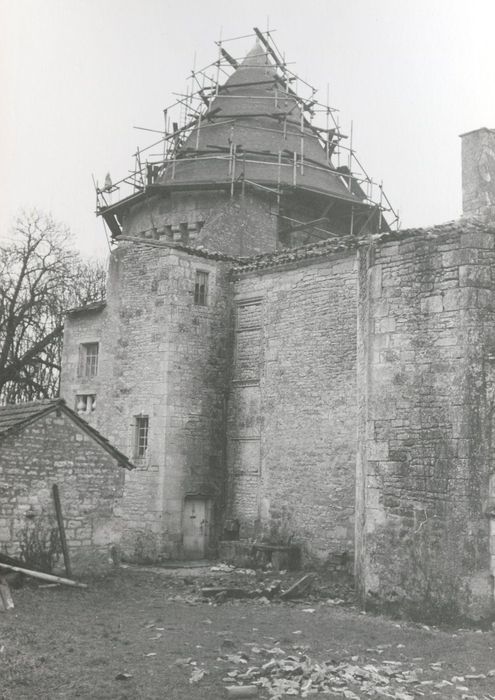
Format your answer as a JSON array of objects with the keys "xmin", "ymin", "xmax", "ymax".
[
  {"xmin": 163, "ymin": 564, "xmax": 354, "ymax": 609},
  {"xmin": 115, "ymin": 672, "xmax": 133, "ymax": 681},
  {"xmin": 174, "ymin": 657, "xmax": 193, "ymax": 666},
  {"xmin": 189, "ymin": 667, "xmax": 208, "ymax": 683},
  {"xmin": 216, "ymin": 644, "xmax": 493, "ymax": 699},
  {"xmin": 210, "ymin": 563, "xmax": 236, "ymax": 573}
]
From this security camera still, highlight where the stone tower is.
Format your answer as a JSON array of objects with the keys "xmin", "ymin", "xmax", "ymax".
[
  {"xmin": 61, "ymin": 32, "xmax": 392, "ymax": 562},
  {"xmin": 98, "ymin": 40, "xmax": 387, "ymax": 254}
]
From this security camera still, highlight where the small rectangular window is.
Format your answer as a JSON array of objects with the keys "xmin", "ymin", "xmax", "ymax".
[
  {"xmin": 134, "ymin": 415, "xmax": 149, "ymax": 458},
  {"xmin": 194, "ymin": 270, "xmax": 208, "ymax": 306},
  {"xmin": 78, "ymin": 342, "xmax": 99, "ymax": 378}
]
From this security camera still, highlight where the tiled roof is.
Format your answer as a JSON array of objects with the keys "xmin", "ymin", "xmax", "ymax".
[
  {"xmin": 231, "ymin": 218, "xmax": 495, "ymax": 273},
  {"xmin": 66, "ymin": 300, "xmax": 106, "ymax": 315},
  {"xmin": 118, "ymin": 218, "xmax": 495, "ymax": 275},
  {"xmin": 0, "ymin": 399, "xmax": 58, "ymax": 435},
  {"xmin": 370, "ymin": 216, "xmax": 495, "ymax": 244},
  {"xmin": 0, "ymin": 399, "xmax": 134, "ymax": 469},
  {"xmin": 231, "ymin": 235, "xmax": 357, "ymax": 273}
]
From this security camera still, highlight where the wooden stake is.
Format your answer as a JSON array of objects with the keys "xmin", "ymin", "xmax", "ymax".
[
  {"xmin": 0, "ymin": 576, "xmax": 14, "ymax": 611},
  {"xmin": 52, "ymin": 484, "xmax": 72, "ymax": 578}
]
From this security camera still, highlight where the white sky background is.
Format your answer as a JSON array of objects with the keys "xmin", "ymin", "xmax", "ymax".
[{"xmin": 1, "ymin": 0, "xmax": 494, "ymax": 258}]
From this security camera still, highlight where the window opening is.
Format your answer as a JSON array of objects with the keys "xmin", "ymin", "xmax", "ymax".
[
  {"xmin": 76, "ymin": 394, "xmax": 96, "ymax": 413},
  {"xmin": 194, "ymin": 270, "xmax": 209, "ymax": 306},
  {"xmin": 79, "ymin": 342, "xmax": 99, "ymax": 378},
  {"xmin": 134, "ymin": 415, "xmax": 149, "ymax": 458}
]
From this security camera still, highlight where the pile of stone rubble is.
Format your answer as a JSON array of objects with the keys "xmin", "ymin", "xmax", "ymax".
[{"xmin": 218, "ymin": 644, "xmax": 495, "ymax": 699}]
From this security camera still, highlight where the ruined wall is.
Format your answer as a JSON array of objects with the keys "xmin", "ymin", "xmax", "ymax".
[
  {"xmin": 61, "ymin": 241, "xmax": 233, "ymax": 560},
  {"xmin": 0, "ymin": 412, "xmax": 125, "ymax": 573},
  {"xmin": 229, "ymin": 252, "xmax": 357, "ymax": 563},
  {"xmin": 357, "ymin": 223, "xmax": 495, "ymax": 621},
  {"xmin": 121, "ymin": 189, "xmax": 278, "ymax": 255}
]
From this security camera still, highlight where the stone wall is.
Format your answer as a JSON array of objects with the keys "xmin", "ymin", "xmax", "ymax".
[
  {"xmin": 229, "ymin": 253, "xmax": 357, "ymax": 564},
  {"xmin": 121, "ymin": 189, "xmax": 278, "ymax": 255},
  {"xmin": 61, "ymin": 240, "xmax": 233, "ymax": 560},
  {"xmin": 357, "ymin": 224, "xmax": 495, "ymax": 621},
  {"xmin": 0, "ymin": 411, "xmax": 125, "ymax": 574}
]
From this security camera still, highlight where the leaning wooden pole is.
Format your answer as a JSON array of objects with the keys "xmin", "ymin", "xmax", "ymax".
[
  {"xmin": 52, "ymin": 484, "xmax": 72, "ymax": 578},
  {"xmin": 0, "ymin": 562, "xmax": 87, "ymax": 588}
]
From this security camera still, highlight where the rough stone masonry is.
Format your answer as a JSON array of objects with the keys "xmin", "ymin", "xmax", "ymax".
[{"xmin": 60, "ymin": 35, "xmax": 495, "ymax": 621}]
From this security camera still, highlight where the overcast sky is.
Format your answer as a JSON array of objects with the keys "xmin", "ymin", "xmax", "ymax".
[{"xmin": 1, "ymin": 0, "xmax": 494, "ymax": 258}]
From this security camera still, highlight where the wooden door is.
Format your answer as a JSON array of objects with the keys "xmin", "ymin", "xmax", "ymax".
[{"xmin": 183, "ymin": 497, "xmax": 210, "ymax": 558}]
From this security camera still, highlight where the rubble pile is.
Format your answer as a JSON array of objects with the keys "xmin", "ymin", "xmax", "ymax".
[
  {"xmin": 219, "ymin": 645, "xmax": 495, "ymax": 699},
  {"xmin": 198, "ymin": 565, "xmax": 355, "ymax": 605}
]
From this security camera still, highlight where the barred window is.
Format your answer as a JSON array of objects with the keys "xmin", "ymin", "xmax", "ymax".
[
  {"xmin": 194, "ymin": 270, "xmax": 209, "ymax": 306},
  {"xmin": 79, "ymin": 342, "xmax": 99, "ymax": 378},
  {"xmin": 134, "ymin": 415, "xmax": 149, "ymax": 458}
]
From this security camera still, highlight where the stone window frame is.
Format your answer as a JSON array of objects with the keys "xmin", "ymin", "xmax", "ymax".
[
  {"xmin": 78, "ymin": 342, "xmax": 99, "ymax": 378},
  {"xmin": 194, "ymin": 269, "xmax": 209, "ymax": 306}
]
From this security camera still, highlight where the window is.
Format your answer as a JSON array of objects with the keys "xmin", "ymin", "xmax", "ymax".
[
  {"xmin": 194, "ymin": 270, "xmax": 209, "ymax": 306},
  {"xmin": 134, "ymin": 415, "xmax": 149, "ymax": 458},
  {"xmin": 76, "ymin": 394, "xmax": 96, "ymax": 414},
  {"xmin": 79, "ymin": 342, "xmax": 99, "ymax": 378}
]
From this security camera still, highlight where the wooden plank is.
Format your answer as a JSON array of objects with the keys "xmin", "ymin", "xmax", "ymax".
[
  {"xmin": 280, "ymin": 573, "xmax": 315, "ymax": 600},
  {"xmin": 0, "ymin": 562, "xmax": 87, "ymax": 589},
  {"xmin": 52, "ymin": 484, "xmax": 72, "ymax": 578}
]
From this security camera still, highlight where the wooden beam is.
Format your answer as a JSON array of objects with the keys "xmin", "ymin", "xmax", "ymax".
[
  {"xmin": 220, "ymin": 48, "xmax": 239, "ymax": 69},
  {"xmin": 0, "ymin": 562, "xmax": 87, "ymax": 588}
]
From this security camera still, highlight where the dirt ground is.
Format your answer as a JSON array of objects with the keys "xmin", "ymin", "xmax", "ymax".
[{"xmin": 1, "ymin": 565, "xmax": 495, "ymax": 699}]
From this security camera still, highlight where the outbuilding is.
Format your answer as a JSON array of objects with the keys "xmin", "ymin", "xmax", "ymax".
[{"xmin": 0, "ymin": 399, "xmax": 133, "ymax": 574}]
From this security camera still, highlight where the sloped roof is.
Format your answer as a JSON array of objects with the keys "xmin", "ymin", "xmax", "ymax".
[
  {"xmin": 0, "ymin": 399, "xmax": 134, "ymax": 469},
  {"xmin": 231, "ymin": 218, "xmax": 495, "ymax": 273},
  {"xmin": 66, "ymin": 300, "xmax": 106, "ymax": 316},
  {"xmin": 116, "ymin": 217, "xmax": 495, "ymax": 275},
  {"xmin": 157, "ymin": 42, "xmax": 358, "ymax": 202}
]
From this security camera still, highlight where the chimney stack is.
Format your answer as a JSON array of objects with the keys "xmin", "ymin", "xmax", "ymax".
[{"xmin": 460, "ymin": 127, "xmax": 495, "ymax": 221}]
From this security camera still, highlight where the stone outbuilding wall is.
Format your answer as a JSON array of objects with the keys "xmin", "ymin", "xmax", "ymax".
[{"xmin": 0, "ymin": 401, "xmax": 130, "ymax": 574}]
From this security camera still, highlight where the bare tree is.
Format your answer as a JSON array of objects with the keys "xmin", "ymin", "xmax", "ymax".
[{"xmin": 0, "ymin": 210, "xmax": 106, "ymax": 403}]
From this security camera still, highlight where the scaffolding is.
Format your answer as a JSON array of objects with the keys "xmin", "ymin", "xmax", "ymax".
[{"xmin": 95, "ymin": 27, "xmax": 399, "ymax": 238}]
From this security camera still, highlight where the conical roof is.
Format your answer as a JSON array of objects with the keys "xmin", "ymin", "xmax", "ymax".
[{"xmin": 157, "ymin": 41, "xmax": 358, "ymax": 202}]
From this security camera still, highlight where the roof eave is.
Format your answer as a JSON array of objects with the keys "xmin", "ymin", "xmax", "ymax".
[{"xmin": 0, "ymin": 399, "xmax": 135, "ymax": 470}]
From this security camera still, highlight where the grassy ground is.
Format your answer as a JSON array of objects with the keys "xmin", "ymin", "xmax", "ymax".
[{"xmin": 1, "ymin": 567, "xmax": 494, "ymax": 699}]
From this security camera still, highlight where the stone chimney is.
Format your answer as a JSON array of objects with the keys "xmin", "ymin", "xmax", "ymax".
[{"xmin": 460, "ymin": 127, "xmax": 495, "ymax": 221}]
